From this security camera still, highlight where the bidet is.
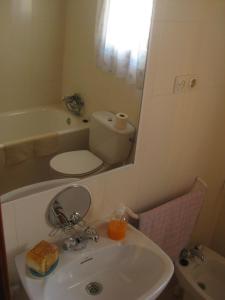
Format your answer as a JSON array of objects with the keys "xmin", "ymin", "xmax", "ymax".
[{"xmin": 176, "ymin": 246, "xmax": 225, "ymax": 300}]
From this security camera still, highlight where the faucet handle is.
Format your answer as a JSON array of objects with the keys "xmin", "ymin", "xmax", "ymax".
[{"xmin": 84, "ymin": 226, "xmax": 99, "ymax": 242}]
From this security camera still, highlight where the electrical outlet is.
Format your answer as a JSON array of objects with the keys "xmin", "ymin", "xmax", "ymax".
[
  {"xmin": 173, "ymin": 75, "xmax": 198, "ymax": 94},
  {"xmin": 173, "ymin": 75, "xmax": 189, "ymax": 94}
]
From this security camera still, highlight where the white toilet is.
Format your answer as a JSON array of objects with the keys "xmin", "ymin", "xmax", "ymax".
[{"xmin": 50, "ymin": 111, "xmax": 135, "ymax": 177}]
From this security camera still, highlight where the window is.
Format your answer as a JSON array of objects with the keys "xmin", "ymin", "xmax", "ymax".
[{"xmin": 96, "ymin": 0, "xmax": 153, "ymax": 88}]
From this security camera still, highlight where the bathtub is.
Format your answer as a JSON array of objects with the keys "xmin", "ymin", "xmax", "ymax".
[
  {"xmin": 0, "ymin": 105, "xmax": 89, "ymax": 194},
  {"xmin": 0, "ymin": 105, "xmax": 88, "ymax": 145}
]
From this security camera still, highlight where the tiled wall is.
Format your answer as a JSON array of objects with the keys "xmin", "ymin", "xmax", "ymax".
[
  {"xmin": 2, "ymin": 0, "xmax": 225, "ymax": 285},
  {"xmin": 0, "ymin": 0, "xmax": 65, "ymax": 112}
]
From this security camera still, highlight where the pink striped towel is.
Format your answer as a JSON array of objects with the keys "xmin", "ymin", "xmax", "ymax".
[{"xmin": 139, "ymin": 189, "xmax": 205, "ymax": 261}]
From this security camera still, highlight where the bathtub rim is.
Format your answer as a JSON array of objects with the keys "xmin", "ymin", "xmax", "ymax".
[{"xmin": 0, "ymin": 104, "xmax": 89, "ymax": 146}]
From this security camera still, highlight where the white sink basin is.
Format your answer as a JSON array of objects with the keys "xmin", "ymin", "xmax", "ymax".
[{"xmin": 15, "ymin": 224, "xmax": 174, "ymax": 300}]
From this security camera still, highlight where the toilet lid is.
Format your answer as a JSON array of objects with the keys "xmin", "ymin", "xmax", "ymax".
[{"xmin": 50, "ymin": 150, "xmax": 103, "ymax": 176}]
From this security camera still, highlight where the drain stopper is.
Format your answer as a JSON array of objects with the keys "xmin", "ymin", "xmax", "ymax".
[{"xmin": 86, "ymin": 282, "xmax": 103, "ymax": 296}]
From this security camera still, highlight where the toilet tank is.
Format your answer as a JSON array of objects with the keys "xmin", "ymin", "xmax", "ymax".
[{"xmin": 89, "ymin": 111, "xmax": 135, "ymax": 165}]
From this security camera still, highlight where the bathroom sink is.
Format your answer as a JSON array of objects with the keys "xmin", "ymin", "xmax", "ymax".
[{"xmin": 15, "ymin": 224, "xmax": 174, "ymax": 300}]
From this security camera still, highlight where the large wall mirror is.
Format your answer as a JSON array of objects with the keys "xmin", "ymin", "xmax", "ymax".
[{"xmin": 0, "ymin": 0, "xmax": 153, "ymax": 195}]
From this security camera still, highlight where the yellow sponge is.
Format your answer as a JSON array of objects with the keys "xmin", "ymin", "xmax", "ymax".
[{"xmin": 26, "ymin": 240, "xmax": 59, "ymax": 277}]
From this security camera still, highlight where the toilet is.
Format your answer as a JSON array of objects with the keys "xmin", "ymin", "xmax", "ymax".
[{"xmin": 50, "ymin": 111, "xmax": 135, "ymax": 177}]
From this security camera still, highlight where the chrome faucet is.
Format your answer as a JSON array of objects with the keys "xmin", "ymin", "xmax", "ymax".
[
  {"xmin": 180, "ymin": 245, "xmax": 205, "ymax": 262},
  {"xmin": 50, "ymin": 202, "xmax": 99, "ymax": 250},
  {"xmin": 62, "ymin": 225, "xmax": 99, "ymax": 251},
  {"xmin": 63, "ymin": 93, "xmax": 84, "ymax": 116}
]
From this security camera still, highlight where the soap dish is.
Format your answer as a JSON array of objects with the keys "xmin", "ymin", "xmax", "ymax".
[{"xmin": 28, "ymin": 259, "xmax": 59, "ymax": 278}]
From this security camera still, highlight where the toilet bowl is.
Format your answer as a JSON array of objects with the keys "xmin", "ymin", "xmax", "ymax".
[
  {"xmin": 50, "ymin": 150, "xmax": 110, "ymax": 177},
  {"xmin": 50, "ymin": 111, "xmax": 135, "ymax": 177},
  {"xmin": 175, "ymin": 246, "xmax": 225, "ymax": 300}
]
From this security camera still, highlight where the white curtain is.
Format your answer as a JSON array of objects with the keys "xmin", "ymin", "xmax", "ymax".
[{"xmin": 95, "ymin": 0, "xmax": 153, "ymax": 89}]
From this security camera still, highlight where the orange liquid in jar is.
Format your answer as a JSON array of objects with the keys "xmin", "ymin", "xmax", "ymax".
[{"xmin": 107, "ymin": 220, "xmax": 127, "ymax": 240}]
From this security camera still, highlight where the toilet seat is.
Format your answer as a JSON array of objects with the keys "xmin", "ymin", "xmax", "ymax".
[{"xmin": 50, "ymin": 150, "xmax": 104, "ymax": 176}]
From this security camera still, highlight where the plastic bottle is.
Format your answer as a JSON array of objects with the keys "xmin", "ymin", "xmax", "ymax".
[{"xmin": 107, "ymin": 204, "xmax": 139, "ymax": 241}]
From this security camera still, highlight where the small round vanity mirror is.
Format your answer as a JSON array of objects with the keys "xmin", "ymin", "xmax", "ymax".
[{"xmin": 47, "ymin": 185, "xmax": 91, "ymax": 230}]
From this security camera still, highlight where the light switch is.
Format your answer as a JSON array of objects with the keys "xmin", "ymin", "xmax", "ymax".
[{"xmin": 188, "ymin": 77, "xmax": 198, "ymax": 89}]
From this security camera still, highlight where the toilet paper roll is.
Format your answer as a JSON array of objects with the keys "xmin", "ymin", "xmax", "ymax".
[{"xmin": 114, "ymin": 113, "xmax": 128, "ymax": 130}]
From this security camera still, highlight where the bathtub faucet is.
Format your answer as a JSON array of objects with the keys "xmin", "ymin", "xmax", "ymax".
[{"xmin": 63, "ymin": 93, "xmax": 84, "ymax": 116}]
